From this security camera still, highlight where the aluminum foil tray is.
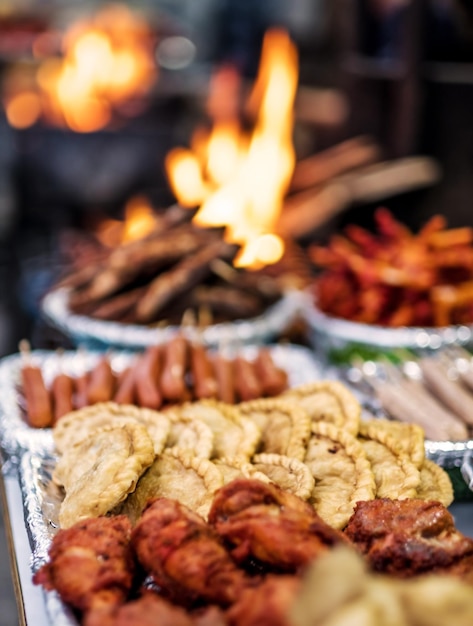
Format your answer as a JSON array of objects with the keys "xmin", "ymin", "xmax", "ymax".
[
  {"xmin": 41, "ymin": 287, "xmax": 307, "ymax": 350},
  {"xmin": 19, "ymin": 450, "xmax": 78, "ymax": 626},
  {"xmin": 303, "ymin": 296, "xmax": 473, "ymax": 360},
  {"xmin": 352, "ymin": 383, "xmax": 473, "ymax": 469},
  {"xmin": 10, "ymin": 343, "xmax": 325, "ymax": 626},
  {"xmin": 0, "ymin": 343, "xmax": 324, "ymax": 462}
]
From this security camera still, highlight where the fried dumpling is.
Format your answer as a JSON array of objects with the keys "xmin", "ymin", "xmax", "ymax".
[
  {"xmin": 238, "ymin": 398, "xmax": 311, "ymax": 461},
  {"xmin": 416, "ymin": 459, "xmax": 454, "ymax": 507},
  {"xmin": 119, "ymin": 448, "xmax": 224, "ymax": 523},
  {"xmin": 247, "ymin": 453, "xmax": 315, "ymax": 500},
  {"xmin": 305, "ymin": 422, "xmax": 376, "ymax": 529},
  {"xmin": 357, "ymin": 419, "xmax": 421, "ymax": 500},
  {"xmin": 56, "ymin": 422, "xmax": 155, "ymax": 528},
  {"xmin": 283, "ymin": 381, "xmax": 361, "ymax": 436},
  {"xmin": 53, "ymin": 402, "xmax": 170, "ymax": 456},
  {"xmin": 165, "ymin": 410, "xmax": 214, "ymax": 458},
  {"xmin": 176, "ymin": 400, "xmax": 261, "ymax": 460}
]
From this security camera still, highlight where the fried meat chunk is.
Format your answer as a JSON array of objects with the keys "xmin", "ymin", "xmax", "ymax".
[
  {"xmin": 131, "ymin": 497, "xmax": 253, "ymax": 607},
  {"xmin": 83, "ymin": 592, "xmax": 194, "ymax": 626},
  {"xmin": 33, "ymin": 515, "xmax": 134, "ymax": 613},
  {"xmin": 344, "ymin": 498, "xmax": 473, "ymax": 580},
  {"xmin": 226, "ymin": 574, "xmax": 300, "ymax": 626},
  {"xmin": 208, "ymin": 478, "xmax": 346, "ymax": 572}
]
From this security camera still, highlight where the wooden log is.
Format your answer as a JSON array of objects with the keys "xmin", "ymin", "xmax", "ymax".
[{"xmin": 290, "ymin": 135, "xmax": 381, "ymax": 192}]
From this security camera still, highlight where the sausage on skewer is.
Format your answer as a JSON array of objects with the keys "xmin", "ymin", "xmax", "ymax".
[
  {"xmin": 51, "ymin": 373, "xmax": 75, "ymax": 422},
  {"xmin": 113, "ymin": 365, "xmax": 137, "ymax": 405},
  {"xmin": 19, "ymin": 340, "xmax": 53, "ymax": 428},
  {"xmin": 233, "ymin": 355, "xmax": 262, "ymax": 402},
  {"xmin": 254, "ymin": 348, "xmax": 288, "ymax": 397},
  {"xmin": 86, "ymin": 355, "xmax": 115, "ymax": 405},
  {"xmin": 135, "ymin": 346, "xmax": 163, "ymax": 409},
  {"xmin": 190, "ymin": 341, "xmax": 218, "ymax": 400},
  {"xmin": 160, "ymin": 334, "xmax": 189, "ymax": 402},
  {"xmin": 73, "ymin": 371, "xmax": 90, "ymax": 409},
  {"xmin": 211, "ymin": 353, "xmax": 235, "ymax": 404}
]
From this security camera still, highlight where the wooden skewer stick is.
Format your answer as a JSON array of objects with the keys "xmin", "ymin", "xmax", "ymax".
[
  {"xmin": 278, "ymin": 156, "xmax": 442, "ymax": 240},
  {"xmin": 289, "ymin": 135, "xmax": 381, "ymax": 193}
]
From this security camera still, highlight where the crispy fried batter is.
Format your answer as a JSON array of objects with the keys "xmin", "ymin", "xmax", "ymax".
[
  {"xmin": 208, "ymin": 479, "xmax": 346, "ymax": 572},
  {"xmin": 131, "ymin": 497, "xmax": 253, "ymax": 607},
  {"xmin": 226, "ymin": 575, "xmax": 301, "ymax": 626},
  {"xmin": 33, "ymin": 515, "xmax": 134, "ymax": 614},
  {"xmin": 84, "ymin": 592, "xmax": 194, "ymax": 626},
  {"xmin": 344, "ymin": 498, "xmax": 473, "ymax": 580}
]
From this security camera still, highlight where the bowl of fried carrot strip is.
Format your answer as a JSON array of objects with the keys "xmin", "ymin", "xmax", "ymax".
[{"xmin": 304, "ymin": 207, "xmax": 473, "ymax": 362}]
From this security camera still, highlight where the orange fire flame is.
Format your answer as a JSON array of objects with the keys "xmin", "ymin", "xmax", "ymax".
[
  {"xmin": 4, "ymin": 3, "xmax": 156, "ymax": 132},
  {"xmin": 165, "ymin": 29, "xmax": 298, "ymax": 269},
  {"xmin": 95, "ymin": 195, "xmax": 157, "ymax": 247}
]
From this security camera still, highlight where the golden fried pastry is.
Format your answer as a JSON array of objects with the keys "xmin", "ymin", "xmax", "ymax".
[
  {"xmin": 213, "ymin": 457, "xmax": 256, "ymax": 485},
  {"xmin": 358, "ymin": 420, "xmax": 421, "ymax": 500},
  {"xmin": 55, "ymin": 422, "xmax": 155, "ymax": 528},
  {"xmin": 53, "ymin": 402, "xmax": 170, "ymax": 456},
  {"xmin": 417, "ymin": 459, "xmax": 454, "ymax": 507},
  {"xmin": 363, "ymin": 418, "xmax": 426, "ymax": 469},
  {"xmin": 119, "ymin": 448, "xmax": 224, "ymax": 523},
  {"xmin": 164, "ymin": 410, "xmax": 214, "ymax": 458},
  {"xmin": 237, "ymin": 398, "xmax": 311, "ymax": 461},
  {"xmin": 283, "ymin": 381, "xmax": 361, "ymax": 436},
  {"xmin": 247, "ymin": 453, "xmax": 315, "ymax": 500},
  {"xmin": 304, "ymin": 422, "xmax": 376, "ymax": 529},
  {"xmin": 176, "ymin": 400, "xmax": 261, "ymax": 460}
]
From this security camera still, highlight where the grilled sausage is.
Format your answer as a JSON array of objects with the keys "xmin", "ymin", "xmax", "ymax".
[
  {"xmin": 21, "ymin": 365, "xmax": 53, "ymax": 428},
  {"xmin": 190, "ymin": 342, "xmax": 218, "ymax": 400},
  {"xmin": 254, "ymin": 348, "xmax": 288, "ymax": 396},
  {"xmin": 160, "ymin": 334, "xmax": 189, "ymax": 402},
  {"xmin": 135, "ymin": 346, "xmax": 163, "ymax": 409},
  {"xmin": 86, "ymin": 356, "xmax": 115, "ymax": 405},
  {"xmin": 51, "ymin": 373, "xmax": 75, "ymax": 422}
]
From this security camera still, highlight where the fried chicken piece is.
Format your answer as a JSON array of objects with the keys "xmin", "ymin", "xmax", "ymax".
[
  {"xmin": 226, "ymin": 574, "xmax": 301, "ymax": 626},
  {"xmin": 208, "ymin": 479, "xmax": 347, "ymax": 572},
  {"xmin": 344, "ymin": 498, "xmax": 473, "ymax": 581},
  {"xmin": 131, "ymin": 497, "xmax": 254, "ymax": 607},
  {"xmin": 84, "ymin": 592, "xmax": 195, "ymax": 626},
  {"xmin": 192, "ymin": 605, "xmax": 228, "ymax": 626},
  {"xmin": 33, "ymin": 515, "xmax": 135, "ymax": 614}
]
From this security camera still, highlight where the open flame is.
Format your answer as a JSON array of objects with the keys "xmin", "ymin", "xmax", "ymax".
[
  {"xmin": 165, "ymin": 29, "xmax": 298, "ymax": 269},
  {"xmin": 4, "ymin": 3, "xmax": 156, "ymax": 132},
  {"xmin": 95, "ymin": 195, "xmax": 158, "ymax": 247}
]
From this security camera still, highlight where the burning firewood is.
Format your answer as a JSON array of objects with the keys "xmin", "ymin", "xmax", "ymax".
[
  {"xmin": 135, "ymin": 239, "xmax": 239, "ymax": 324},
  {"xmin": 289, "ymin": 135, "xmax": 381, "ymax": 193}
]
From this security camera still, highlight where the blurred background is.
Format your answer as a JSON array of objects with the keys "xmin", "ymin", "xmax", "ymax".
[
  {"xmin": 0, "ymin": 0, "xmax": 470, "ymax": 359},
  {"xmin": 1, "ymin": 1, "xmax": 473, "ymax": 622}
]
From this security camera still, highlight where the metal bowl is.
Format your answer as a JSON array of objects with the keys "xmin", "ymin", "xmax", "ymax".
[
  {"xmin": 41, "ymin": 287, "xmax": 307, "ymax": 350},
  {"xmin": 303, "ymin": 295, "xmax": 473, "ymax": 363}
]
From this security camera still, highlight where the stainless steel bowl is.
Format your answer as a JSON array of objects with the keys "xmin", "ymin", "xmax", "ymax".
[
  {"xmin": 41, "ymin": 287, "xmax": 307, "ymax": 350},
  {"xmin": 303, "ymin": 294, "xmax": 473, "ymax": 363}
]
